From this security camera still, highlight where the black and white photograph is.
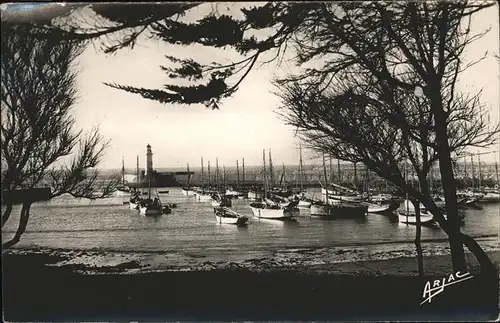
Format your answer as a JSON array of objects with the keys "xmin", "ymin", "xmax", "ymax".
[{"xmin": 1, "ymin": 2, "xmax": 499, "ymax": 321}]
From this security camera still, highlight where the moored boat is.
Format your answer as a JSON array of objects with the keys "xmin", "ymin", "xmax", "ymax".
[
  {"xmin": 213, "ymin": 207, "xmax": 248, "ymax": 225},
  {"xmin": 397, "ymin": 210, "xmax": 436, "ymax": 226},
  {"xmin": 310, "ymin": 201, "xmax": 367, "ymax": 218},
  {"xmin": 211, "ymin": 193, "xmax": 232, "ymax": 207},
  {"xmin": 249, "ymin": 201, "xmax": 294, "ymax": 219},
  {"xmin": 138, "ymin": 197, "xmax": 163, "ymax": 216},
  {"xmin": 362, "ymin": 202, "xmax": 391, "ymax": 214}
]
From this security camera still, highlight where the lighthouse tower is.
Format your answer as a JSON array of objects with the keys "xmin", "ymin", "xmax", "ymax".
[{"xmin": 146, "ymin": 144, "xmax": 153, "ymax": 176}]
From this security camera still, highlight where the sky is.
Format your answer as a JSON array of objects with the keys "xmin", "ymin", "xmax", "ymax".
[{"xmin": 65, "ymin": 2, "xmax": 500, "ymax": 169}]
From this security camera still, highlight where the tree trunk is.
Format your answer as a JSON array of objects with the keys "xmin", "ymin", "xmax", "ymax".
[
  {"xmin": 420, "ymin": 195, "xmax": 496, "ymax": 278},
  {"xmin": 2, "ymin": 202, "xmax": 31, "ymax": 249},
  {"xmin": 411, "ymin": 198, "xmax": 424, "ymax": 277},
  {"xmin": 2, "ymin": 203, "xmax": 13, "ymax": 227},
  {"xmin": 429, "ymin": 91, "xmax": 467, "ymax": 272}
]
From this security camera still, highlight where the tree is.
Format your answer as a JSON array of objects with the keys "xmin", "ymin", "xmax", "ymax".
[
  {"xmin": 1, "ymin": 22, "xmax": 119, "ymax": 249},
  {"xmin": 46, "ymin": 2, "xmax": 497, "ymax": 274}
]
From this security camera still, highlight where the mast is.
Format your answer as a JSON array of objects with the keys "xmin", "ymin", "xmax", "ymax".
[
  {"xmin": 353, "ymin": 162, "xmax": 358, "ymax": 192},
  {"xmin": 201, "ymin": 157, "xmax": 204, "ymax": 188},
  {"xmin": 236, "ymin": 160, "xmax": 240, "ymax": 189},
  {"xmin": 263, "ymin": 149, "xmax": 268, "ymax": 197},
  {"xmin": 121, "ymin": 157, "xmax": 125, "ymax": 185},
  {"xmin": 495, "ymin": 161, "xmax": 499, "ymax": 187},
  {"xmin": 242, "ymin": 158, "xmax": 245, "ymax": 188},
  {"xmin": 365, "ymin": 164, "xmax": 370, "ymax": 197},
  {"xmin": 337, "ymin": 159, "xmax": 341, "ymax": 185},
  {"xmin": 216, "ymin": 157, "xmax": 219, "ymax": 192},
  {"xmin": 281, "ymin": 163, "xmax": 286, "ymax": 189},
  {"xmin": 477, "ymin": 152, "xmax": 482, "ymax": 189},
  {"xmin": 470, "ymin": 155, "xmax": 475, "ymax": 190},
  {"xmin": 463, "ymin": 156, "xmax": 467, "ymax": 188},
  {"xmin": 223, "ymin": 164, "xmax": 226, "ymax": 189},
  {"xmin": 208, "ymin": 161, "xmax": 211, "ymax": 188},
  {"xmin": 136, "ymin": 155, "xmax": 139, "ymax": 184},
  {"xmin": 148, "ymin": 165, "xmax": 151, "ymax": 198},
  {"xmin": 322, "ymin": 154, "xmax": 329, "ymax": 204},
  {"xmin": 269, "ymin": 149, "xmax": 274, "ymax": 189},
  {"xmin": 299, "ymin": 145, "xmax": 304, "ymax": 192},
  {"xmin": 186, "ymin": 163, "xmax": 191, "ymax": 189},
  {"xmin": 329, "ymin": 157, "xmax": 333, "ymax": 182},
  {"xmin": 404, "ymin": 160, "xmax": 409, "ymax": 222}
]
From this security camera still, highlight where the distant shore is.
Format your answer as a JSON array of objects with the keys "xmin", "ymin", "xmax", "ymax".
[{"xmin": 3, "ymin": 248, "xmax": 499, "ymax": 321}]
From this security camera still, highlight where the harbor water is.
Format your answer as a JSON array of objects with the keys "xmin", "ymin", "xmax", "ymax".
[{"xmin": 2, "ymin": 187, "xmax": 498, "ymax": 274}]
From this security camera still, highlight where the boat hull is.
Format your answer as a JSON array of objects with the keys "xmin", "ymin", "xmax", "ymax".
[
  {"xmin": 363, "ymin": 203, "xmax": 390, "ymax": 214},
  {"xmin": 310, "ymin": 204, "xmax": 367, "ymax": 218},
  {"xmin": 181, "ymin": 189, "xmax": 196, "ymax": 196},
  {"xmin": 321, "ymin": 188, "xmax": 363, "ymax": 202},
  {"xmin": 397, "ymin": 211, "xmax": 435, "ymax": 226},
  {"xmin": 139, "ymin": 206, "xmax": 162, "ymax": 216},
  {"xmin": 298, "ymin": 200, "xmax": 312, "ymax": 208},
  {"xmin": 249, "ymin": 206, "xmax": 292, "ymax": 219},
  {"xmin": 481, "ymin": 192, "xmax": 500, "ymax": 202},
  {"xmin": 197, "ymin": 193, "xmax": 213, "ymax": 202},
  {"xmin": 211, "ymin": 199, "xmax": 232, "ymax": 208}
]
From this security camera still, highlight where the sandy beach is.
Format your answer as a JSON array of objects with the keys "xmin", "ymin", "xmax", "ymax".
[{"xmin": 3, "ymin": 248, "xmax": 499, "ymax": 321}]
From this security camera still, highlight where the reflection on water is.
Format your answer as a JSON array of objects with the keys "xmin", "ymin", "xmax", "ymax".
[{"xmin": 2, "ymin": 187, "xmax": 498, "ymax": 269}]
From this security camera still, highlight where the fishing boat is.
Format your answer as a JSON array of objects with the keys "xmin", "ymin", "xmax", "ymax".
[
  {"xmin": 138, "ymin": 197, "xmax": 163, "ymax": 216},
  {"xmin": 321, "ymin": 183, "xmax": 364, "ymax": 203},
  {"xmin": 297, "ymin": 197, "xmax": 312, "ymax": 209},
  {"xmin": 480, "ymin": 189, "xmax": 500, "ymax": 202},
  {"xmin": 397, "ymin": 210, "xmax": 436, "ymax": 226},
  {"xmin": 311, "ymin": 155, "xmax": 368, "ymax": 218},
  {"xmin": 310, "ymin": 201, "xmax": 367, "ymax": 218},
  {"xmin": 211, "ymin": 192, "xmax": 232, "ymax": 207},
  {"xmin": 361, "ymin": 202, "xmax": 391, "ymax": 214},
  {"xmin": 369, "ymin": 193, "xmax": 394, "ymax": 204},
  {"xmin": 181, "ymin": 162, "xmax": 196, "ymax": 196},
  {"xmin": 213, "ymin": 207, "xmax": 248, "ymax": 225},
  {"xmin": 295, "ymin": 145, "xmax": 312, "ymax": 209},
  {"xmin": 248, "ymin": 189, "xmax": 264, "ymax": 200},
  {"xmin": 249, "ymin": 200, "xmax": 295, "ymax": 219},
  {"xmin": 249, "ymin": 149, "xmax": 296, "ymax": 219},
  {"xmin": 196, "ymin": 190, "xmax": 215, "ymax": 202}
]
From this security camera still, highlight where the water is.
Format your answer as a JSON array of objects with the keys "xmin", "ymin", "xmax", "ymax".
[{"xmin": 2, "ymin": 187, "xmax": 498, "ymax": 273}]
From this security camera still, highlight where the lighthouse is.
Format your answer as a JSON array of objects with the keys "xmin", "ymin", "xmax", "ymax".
[{"xmin": 146, "ymin": 144, "xmax": 153, "ymax": 176}]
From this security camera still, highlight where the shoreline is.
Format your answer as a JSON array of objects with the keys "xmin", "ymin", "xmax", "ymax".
[
  {"xmin": 4, "ymin": 240, "xmax": 499, "ymax": 275},
  {"xmin": 3, "ymin": 248, "xmax": 499, "ymax": 321}
]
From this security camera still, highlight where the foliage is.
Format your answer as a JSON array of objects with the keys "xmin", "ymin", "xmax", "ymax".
[{"xmin": 1, "ymin": 22, "xmax": 119, "ymax": 248}]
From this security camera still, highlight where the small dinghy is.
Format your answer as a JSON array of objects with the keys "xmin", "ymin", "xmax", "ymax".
[{"xmin": 214, "ymin": 207, "xmax": 248, "ymax": 225}]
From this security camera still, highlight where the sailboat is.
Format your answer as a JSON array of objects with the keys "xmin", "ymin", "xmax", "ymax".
[
  {"xmin": 213, "ymin": 207, "xmax": 249, "ymax": 225},
  {"xmin": 249, "ymin": 149, "xmax": 296, "ymax": 219},
  {"xmin": 138, "ymin": 169, "xmax": 165, "ymax": 216},
  {"xmin": 311, "ymin": 155, "xmax": 367, "ymax": 218},
  {"xmin": 196, "ymin": 159, "xmax": 216, "ymax": 202},
  {"xmin": 296, "ymin": 145, "xmax": 312, "ymax": 209},
  {"xmin": 211, "ymin": 192, "xmax": 232, "ymax": 207},
  {"xmin": 225, "ymin": 159, "xmax": 247, "ymax": 198},
  {"xmin": 181, "ymin": 162, "xmax": 196, "ymax": 196},
  {"xmin": 358, "ymin": 166, "xmax": 392, "ymax": 214}
]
